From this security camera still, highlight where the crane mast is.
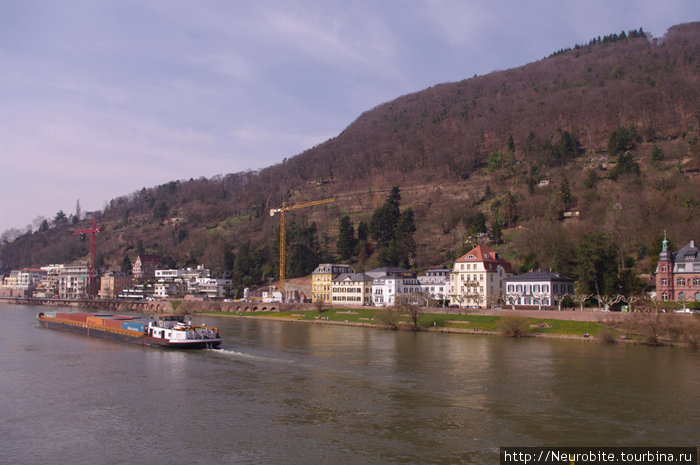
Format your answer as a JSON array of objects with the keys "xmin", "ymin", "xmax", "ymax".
[
  {"xmin": 270, "ymin": 198, "xmax": 335, "ymax": 294},
  {"xmin": 72, "ymin": 219, "xmax": 105, "ymax": 298}
]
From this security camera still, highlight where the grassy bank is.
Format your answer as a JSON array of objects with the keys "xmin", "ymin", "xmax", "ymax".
[{"xmin": 203, "ymin": 307, "xmax": 607, "ymax": 339}]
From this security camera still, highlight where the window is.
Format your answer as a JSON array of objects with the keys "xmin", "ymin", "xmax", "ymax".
[
  {"xmin": 661, "ymin": 278, "xmax": 667, "ymax": 286},
  {"xmin": 661, "ymin": 265, "xmax": 667, "ymax": 272},
  {"xmin": 695, "ymin": 292, "xmax": 700, "ymax": 302},
  {"xmin": 553, "ymin": 284, "xmax": 558, "ymax": 293},
  {"xmin": 677, "ymin": 264, "xmax": 686, "ymax": 271},
  {"xmin": 678, "ymin": 292, "xmax": 685, "ymax": 300},
  {"xmin": 678, "ymin": 278, "xmax": 686, "ymax": 286},
  {"xmin": 694, "ymin": 278, "xmax": 700, "ymax": 286},
  {"xmin": 543, "ymin": 285, "xmax": 549, "ymax": 293},
  {"xmin": 662, "ymin": 292, "xmax": 668, "ymax": 301}
]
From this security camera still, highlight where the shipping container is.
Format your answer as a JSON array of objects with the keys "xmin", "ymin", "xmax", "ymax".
[
  {"xmin": 86, "ymin": 316, "xmax": 105, "ymax": 326},
  {"xmin": 56, "ymin": 312, "xmax": 73, "ymax": 320},
  {"xmin": 69, "ymin": 313, "xmax": 91, "ymax": 323},
  {"xmin": 102, "ymin": 318, "xmax": 125, "ymax": 330},
  {"xmin": 122, "ymin": 320, "xmax": 147, "ymax": 332}
]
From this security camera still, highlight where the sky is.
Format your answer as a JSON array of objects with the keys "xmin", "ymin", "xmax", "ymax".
[{"xmin": 1, "ymin": 0, "xmax": 697, "ymax": 234}]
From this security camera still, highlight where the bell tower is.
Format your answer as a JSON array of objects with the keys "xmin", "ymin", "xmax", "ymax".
[{"xmin": 656, "ymin": 231, "xmax": 674, "ymax": 301}]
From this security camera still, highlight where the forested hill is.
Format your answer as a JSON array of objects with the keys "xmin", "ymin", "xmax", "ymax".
[{"xmin": 2, "ymin": 22, "xmax": 699, "ymax": 295}]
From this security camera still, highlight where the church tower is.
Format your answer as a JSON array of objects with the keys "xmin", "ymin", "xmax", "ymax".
[{"xmin": 655, "ymin": 232, "xmax": 674, "ymax": 301}]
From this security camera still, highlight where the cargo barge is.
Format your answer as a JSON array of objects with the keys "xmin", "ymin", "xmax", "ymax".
[{"xmin": 37, "ymin": 311, "xmax": 221, "ymax": 349}]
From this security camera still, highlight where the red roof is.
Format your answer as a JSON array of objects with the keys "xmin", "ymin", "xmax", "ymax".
[{"xmin": 455, "ymin": 245, "xmax": 513, "ymax": 273}]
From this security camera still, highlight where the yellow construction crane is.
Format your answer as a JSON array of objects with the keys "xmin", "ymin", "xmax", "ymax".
[{"xmin": 270, "ymin": 197, "xmax": 335, "ymax": 291}]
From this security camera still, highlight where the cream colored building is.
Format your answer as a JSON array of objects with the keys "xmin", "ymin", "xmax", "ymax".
[
  {"xmin": 99, "ymin": 272, "xmax": 133, "ymax": 300},
  {"xmin": 449, "ymin": 245, "xmax": 512, "ymax": 308},
  {"xmin": 311, "ymin": 264, "xmax": 353, "ymax": 303},
  {"xmin": 331, "ymin": 273, "xmax": 374, "ymax": 306}
]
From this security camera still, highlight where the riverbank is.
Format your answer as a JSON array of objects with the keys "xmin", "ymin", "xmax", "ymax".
[
  {"xmin": 5, "ymin": 297, "xmax": 696, "ymax": 346},
  {"xmin": 211, "ymin": 310, "xmax": 700, "ymax": 348},
  {"xmin": 201, "ymin": 307, "xmax": 658, "ymax": 345}
]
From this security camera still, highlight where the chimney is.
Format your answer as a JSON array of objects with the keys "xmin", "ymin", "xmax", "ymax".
[{"xmin": 691, "ymin": 240, "xmax": 695, "ymax": 248}]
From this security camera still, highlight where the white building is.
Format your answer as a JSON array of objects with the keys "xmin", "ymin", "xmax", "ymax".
[
  {"xmin": 195, "ymin": 276, "xmax": 233, "ymax": 299},
  {"xmin": 58, "ymin": 265, "xmax": 89, "ymax": 299},
  {"xmin": 152, "ymin": 266, "xmax": 232, "ymax": 299},
  {"xmin": 504, "ymin": 270, "xmax": 575, "ymax": 310},
  {"xmin": 418, "ymin": 268, "xmax": 449, "ymax": 303},
  {"xmin": 368, "ymin": 267, "xmax": 422, "ymax": 307},
  {"xmin": 35, "ymin": 264, "xmax": 64, "ymax": 298},
  {"xmin": 0, "ymin": 268, "xmax": 46, "ymax": 297},
  {"xmin": 154, "ymin": 269, "xmax": 184, "ymax": 299},
  {"xmin": 119, "ymin": 283, "xmax": 155, "ymax": 300}
]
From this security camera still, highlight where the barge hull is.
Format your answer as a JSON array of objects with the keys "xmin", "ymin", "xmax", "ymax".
[{"xmin": 38, "ymin": 317, "xmax": 221, "ymax": 349}]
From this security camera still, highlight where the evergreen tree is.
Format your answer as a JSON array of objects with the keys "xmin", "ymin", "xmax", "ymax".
[
  {"xmin": 610, "ymin": 151, "xmax": 641, "ymax": 180},
  {"xmin": 607, "ymin": 125, "xmax": 640, "ymax": 157},
  {"xmin": 651, "ymin": 145, "xmax": 664, "ymax": 162},
  {"xmin": 54, "ymin": 210, "xmax": 67, "ymax": 224},
  {"xmin": 559, "ymin": 177, "xmax": 572, "ymax": 208},
  {"xmin": 121, "ymin": 255, "xmax": 132, "ymax": 273},
  {"xmin": 491, "ymin": 216, "xmax": 504, "ymax": 244},
  {"xmin": 357, "ymin": 221, "xmax": 369, "ymax": 241},
  {"xmin": 285, "ymin": 222, "xmax": 321, "ymax": 278},
  {"xmin": 574, "ymin": 233, "xmax": 619, "ymax": 297},
  {"xmin": 336, "ymin": 216, "xmax": 356, "ymax": 260},
  {"xmin": 392, "ymin": 208, "xmax": 417, "ymax": 268},
  {"xmin": 370, "ymin": 187, "xmax": 401, "ymax": 248}
]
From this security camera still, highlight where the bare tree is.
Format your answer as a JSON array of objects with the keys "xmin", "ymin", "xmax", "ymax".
[
  {"xmin": 595, "ymin": 294, "xmax": 624, "ymax": 312},
  {"xmin": 532, "ymin": 291, "xmax": 550, "ymax": 311},
  {"xmin": 623, "ymin": 294, "xmax": 646, "ymax": 313},
  {"xmin": 504, "ymin": 293, "xmax": 521, "ymax": 310},
  {"xmin": 571, "ymin": 293, "xmax": 592, "ymax": 312},
  {"xmin": 553, "ymin": 293, "xmax": 569, "ymax": 311},
  {"xmin": 314, "ymin": 298, "xmax": 326, "ymax": 313},
  {"xmin": 395, "ymin": 294, "xmax": 424, "ymax": 330}
]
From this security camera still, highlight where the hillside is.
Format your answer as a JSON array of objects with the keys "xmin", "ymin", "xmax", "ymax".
[{"xmin": 2, "ymin": 22, "xmax": 699, "ymax": 293}]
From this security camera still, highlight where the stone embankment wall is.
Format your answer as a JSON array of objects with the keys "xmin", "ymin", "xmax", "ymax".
[{"xmin": 1, "ymin": 297, "xmax": 315, "ymax": 314}]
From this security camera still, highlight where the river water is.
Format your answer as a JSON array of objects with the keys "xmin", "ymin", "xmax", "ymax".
[{"xmin": 1, "ymin": 304, "xmax": 698, "ymax": 465}]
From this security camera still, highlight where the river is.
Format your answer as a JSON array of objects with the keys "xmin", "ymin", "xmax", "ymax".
[{"xmin": 1, "ymin": 304, "xmax": 698, "ymax": 464}]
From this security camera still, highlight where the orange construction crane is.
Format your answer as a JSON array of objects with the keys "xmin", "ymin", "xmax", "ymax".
[{"xmin": 270, "ymin": 198, "xmax": 335, "ymax": 292}]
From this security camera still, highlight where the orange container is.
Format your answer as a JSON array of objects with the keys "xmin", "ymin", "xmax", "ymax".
[
  {"xmin": 102, "ymin": 318, "xmax": 124, "ymax": 330},
  {"xmin": 69, "ymin": 313, "xmax": 90, "ymax": 322},
  {"xmin": 86, "ymin": 316, "xmax": 104, "ymax": 326}
]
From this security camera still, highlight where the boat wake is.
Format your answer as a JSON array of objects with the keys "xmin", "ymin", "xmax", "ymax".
[{"xmin": 206, "ymin": 346, "xmax": 266, "ymax": 361}]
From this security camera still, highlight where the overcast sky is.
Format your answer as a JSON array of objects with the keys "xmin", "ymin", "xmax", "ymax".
[{"xmin": 1, "ymin": 0, "xmax": 697, "ymax": 233}]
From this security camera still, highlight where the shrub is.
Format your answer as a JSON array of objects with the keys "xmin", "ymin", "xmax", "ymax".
[
  {"xmin": 498, "ymin": 316, "xmax": 530, "ymax": 337},
  {"xmin": 596, "ymin": 328, "xmax": 617, "ymax": 344},
  {"xmin": 374, "ymin": 307, "xmax": 401, "ymax": 329}
]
